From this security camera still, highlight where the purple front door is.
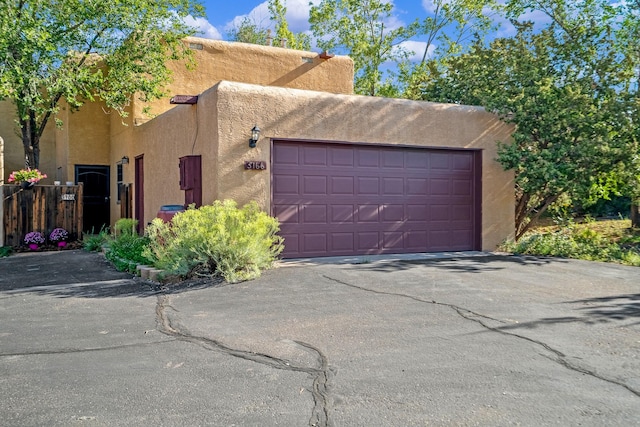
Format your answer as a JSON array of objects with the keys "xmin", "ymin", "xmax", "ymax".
[{"xmin": 272, "ymin": 140, "xmax": 481, "ymax": 258}]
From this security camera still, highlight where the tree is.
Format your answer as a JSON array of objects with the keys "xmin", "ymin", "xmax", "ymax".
[
  {"xmin": 226, "ymin": 17, "xmax": 269, "ymax": 45},
  {"xmin": 309, "ymin": 0, "xmax": 420, "ymax": 96},
  {"xmin": 0, "ymin": 0, "xmax": 204, "ymax": 169},
  {"xmin": 399, "ymin": 0, "xmax": 498, "ymax": 99},
  {"xmin": 417, "ymin": 0, "xmax": 639, "ymax": 238},
  {"xmin": 226, "ymin": 1, "xmax": 310, "ymax": 50},
  {"xmin": 616, "ymin": 0, "xmax": 640, "ymax": 227},
  {"xmin": 268, "ymin": 0, "xmax": 311, "ymax": 51},
  {"xmin": 418, "ymin": 0, "xmax": 497, "ymax": 64}
]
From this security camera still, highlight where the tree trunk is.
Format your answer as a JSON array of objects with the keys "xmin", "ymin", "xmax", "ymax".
[
  {"xmin": 631, "ymin": 201, "xmax": 640, "ymax": 228},
  {"xmin": 20, "ymin": 112, "xmax": 40, "ymax": 169}
]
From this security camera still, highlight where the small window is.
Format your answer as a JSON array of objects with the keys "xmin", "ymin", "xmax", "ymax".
[{"xmin": 116, "ymin": 163, "xmax": 123, "ymax": 204}]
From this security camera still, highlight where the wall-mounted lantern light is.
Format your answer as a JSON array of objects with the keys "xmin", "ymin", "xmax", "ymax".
[
  {"xmin": 249, "ymin": 125, "xmax": 261, "ymax": 148},
  {"xmin": 121, "ymin": 156, "xmax": 129, "ymax": 165}
]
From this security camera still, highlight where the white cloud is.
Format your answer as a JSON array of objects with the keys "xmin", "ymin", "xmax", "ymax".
[
  {"xmin": 284, "ymin": 0, "xmax": 317, "ymax": 32},
  {"xmin": 224, "ymin": 2, "xmax": 271, "ymax": 34},
  {"xmin": 422, "ymin": 0, "xmax": 455, "ymax": 15},
  {"xmin": 395, "ymin": 40, "xmax": 434, "ymax": 62},
  {"xmin": 183, "ymin": 15, "xmax": 222, "ymax": 39},
  {"xmin": 224, "ymin": 0, "xmax": 319, "ymax": 34}
]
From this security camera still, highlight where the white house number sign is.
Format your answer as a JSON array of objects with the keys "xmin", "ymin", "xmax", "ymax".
[
  {"xmin": 244, "ymin": 161, "xmax": 267, "ymax": 170},
  {"xmin": 61, "ymin": 193, "xmax": 75, "ymax": 201}
]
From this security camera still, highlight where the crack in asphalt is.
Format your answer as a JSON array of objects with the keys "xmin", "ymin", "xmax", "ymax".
[
  {"xmin": 322, "ymin": 274, "xmax": 640, "ymax": 399},
  {"xmin": 155, "ymin": 295, "xmax": 333, "ymax": 427},
  {"xmin": 0, "ymin": 340, "xmax": 173, "ymax": 357}
]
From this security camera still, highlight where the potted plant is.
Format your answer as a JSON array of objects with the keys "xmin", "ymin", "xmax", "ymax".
[
  {"xmin": 24, "ymin": 231, "xmax": 45, "ymax": 250},
  {"xmin": 49, "ymin": 228, "xmax": 69, "ymax": 248},
  {"xmin": 8, "ymin": 168, "xmax": 47, "ymax": 188}
]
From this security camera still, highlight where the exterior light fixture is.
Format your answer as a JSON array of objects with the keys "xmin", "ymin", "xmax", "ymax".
[
  {"xmin": 249, "ymin": 125, "xmax": 261, "ymax": 148},
  {"xmin": 121, "ymin": 156, "xmax": 129, "ymax": 165}
]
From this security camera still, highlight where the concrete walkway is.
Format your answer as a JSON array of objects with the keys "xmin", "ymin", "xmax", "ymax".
[{"xmin": 0, "ymin": 250, "xmax": 639, "ymax": 426}]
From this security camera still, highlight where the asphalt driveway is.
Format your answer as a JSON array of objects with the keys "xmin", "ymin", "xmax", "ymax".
[{"xmin": 0, "ymin": 250, "xmax": 638, "ymax": 426}]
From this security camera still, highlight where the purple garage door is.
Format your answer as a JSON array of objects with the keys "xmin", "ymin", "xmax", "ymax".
[{"xmin": 272, "ymin": 140, "xmax": 481, "ymax": 258}]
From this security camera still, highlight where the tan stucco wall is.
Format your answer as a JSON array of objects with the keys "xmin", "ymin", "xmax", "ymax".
[
  {"xmin": 140, "ymin": 81, "xmax": 515, "ymax": 250},
  {"xmin": 133, "ymin": 37, "xmax": 354, "ymax": 122},
  {"xmin": 55, "ymin": 101, "xmax": 111, "ymax": 184},
  {"xmin": 130, "ymin": 103, "xmax": 205, "ymax": 226}
]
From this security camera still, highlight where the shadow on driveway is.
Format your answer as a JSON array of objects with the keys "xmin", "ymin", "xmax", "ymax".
[
  {"xmin": 0, "ymin": 250, "xmax": 220, "ymax": 299},
  {"xmin": 350, "ymin": 254, "xmax": 560, "ymax": 274}
]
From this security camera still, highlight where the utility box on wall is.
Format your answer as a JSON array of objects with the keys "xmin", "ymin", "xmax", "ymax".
[{"xmin": 179, "ymin": 155, "xmax": 202, "ymax": 207}]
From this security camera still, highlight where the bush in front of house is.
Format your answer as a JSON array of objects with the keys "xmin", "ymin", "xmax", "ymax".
[
  {"xmin": 82, "ymin": 227, "xmax": 110, "ymax": 252},
  {"xmin": 143, "ymin": 200, "xmax": 284, "ymax": 283},
  {"xmin": 113, "ymin": 218, "xmax": 138, "ymax": 237},
  {"xmin": 501, "ymin": 221, "xmax": 640, "ymax": 266},
  {"xmin": 104, "ymin": 219, "xmax": 153, "ymax": 272}
]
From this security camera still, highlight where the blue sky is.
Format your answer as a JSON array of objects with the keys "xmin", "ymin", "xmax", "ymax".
[{"xmin": 183, "ymin": 0, "xmax": 551, "ymax": 62}]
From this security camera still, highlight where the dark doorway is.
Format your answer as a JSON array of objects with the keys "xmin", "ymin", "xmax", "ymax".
[{"xmin": 75, "ymin": 165, "xmax": 110, "ymax": 233}]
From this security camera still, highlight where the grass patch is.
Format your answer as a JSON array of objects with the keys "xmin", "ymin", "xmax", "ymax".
[{"xmin": 501, "ymin": 219, "xmax": 640, "ymax": 266}]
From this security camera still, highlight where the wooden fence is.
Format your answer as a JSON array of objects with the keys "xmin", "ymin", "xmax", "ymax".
[{"xmin": 2, "ymin": 184, "xmax": 83, "ymax": 247}]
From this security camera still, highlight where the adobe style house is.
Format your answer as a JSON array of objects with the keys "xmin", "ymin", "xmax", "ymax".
[{"xmin": 0, "ymin": 37, "xmax": 514, "ymax": 258}]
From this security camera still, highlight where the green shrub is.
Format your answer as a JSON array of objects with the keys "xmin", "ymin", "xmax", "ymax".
[
  {"xmin": 105, "ymin": 233, "xmax": 152, "ymax": 273},
  {"xmin": 113, "ymin": 218, "xmax": 138, "ymax": 237},
  {"xmin": 82, "ymin": 227, "xmax": 110, "ymax": 252},
  {"xmin": 502, "ymin": 223, "xmax": 640, "ymax": 266},
  {"xmin": 144, "ymin": 200, "xmax": 284, "ymax": 283},
  {"xmin": 0, "ymin": 246, "xmax": 13, "ymax": 258}
]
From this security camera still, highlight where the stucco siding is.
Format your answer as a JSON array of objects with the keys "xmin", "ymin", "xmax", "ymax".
[
  {"xmin": 134, "ymin": 37, "xmax": 354, "ymax": 124},
  {"xmin": 134, "ymin": 105, "xmax": 202, "ymax": 223}
]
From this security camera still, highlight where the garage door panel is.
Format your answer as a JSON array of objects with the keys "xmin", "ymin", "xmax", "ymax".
[
  {"xmin": 431, "ymin": 152, "xmax": 451, "ymax": 169},
  {"xmin": 382, "ymin": 177, "xmax": 404, "ymax": 195},
  {"xmin": 304, "ymin": 205, "xmax": 327, "ymax": 224},
  {"xmin": 358, "ymin": 205, "xmax": 380, "ymax": 222},
  {"xmin": 273, "ymin": 141, "xmax": 480, "ymax": 258},
  {"xmin": 429, "ymin": 230, "xmax": 452, "ymax": 250},
  {"xmin": 406, "ymin": 231, "xmax": 429, "ymax": 250},
  {"xmin": 431, "ymin": 178, "xmax": 451, "ymax": 195},
  {"xmin": 303, "ymin": 233, "xmax": 327, "ymax": 253},
  {"xmin": 453, "ymin": 154, "xmax": 473, "ymax": 171},
  {"xmin": 273, "ymin": 144, "xmax": 299, "ymax": 165},
  {"xmin": 331, "ymin": 205, "xmax": 355, "ymax": 223},
  {"xmin": 406, "ymin": 151, "xmax": 429, "ymax": 170},
  {"xmin": 274, "ymin": 175, "xmax": 299, "ymax": 194},
  {"xmin": 430, "ymin": 205, "xmax": 450, "ymax": 221},
  {"xmin": 357, "ymin": 232, "xmax": 381, "ymax": 251},
  {"xmin": 303, "ymin": 176, "xmax": 327, "ymax": 195},
  {"xmin": 357, "ymin": 177, "xmax": 380, "ymax": 194},
  {"xmin": 383, "ymin": 232, "xmax": 404, "ymax": 250},
  {"xmin": 452, "ymin": 230, "xmax": 473, "ymax": 247},
  {"xmin": 357, "ymin": 150, "xmax": 380, "ymax": 167},
  {"xmin": 329, "ymin": 146, "xmax": 355, "ymax": 167},
  {"xmin": 331, "ymin": 233, "xmax": 355, "ymax": 252},
  {"xmin": 331, "ymin": 176, "xmax": 355, "ymax": 194},
  {"xmin": 407, "ymin": 204, "xmax": 429, "ymax": 222},
  {"xmin": 453, "ymin": 179, "xmax": 472, "ymax": 196},
  {"xmin": 382, "ymin": 204, "xmax": 404, "ymax": 222},
  {"xmin": 452, "ymin": 205, "xmax": 473, "ymax": 221},
  {"xmin": 274, "ymin": 204, "xmax": 299, "ymax": 223},
  {"xmin": 281, "ymin": 234, "xmax": 299, "ymax": 253},
  {"xmin": 407, "ymin": 178, "xmax": 428, "ymax": 195},
  {"xmin": 302, "ymin": 146, "xmax": 328, "ymax": 166},
  {"xmin": 382, "ymin": 150, "xmax": 404, "ymax": 168}
]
